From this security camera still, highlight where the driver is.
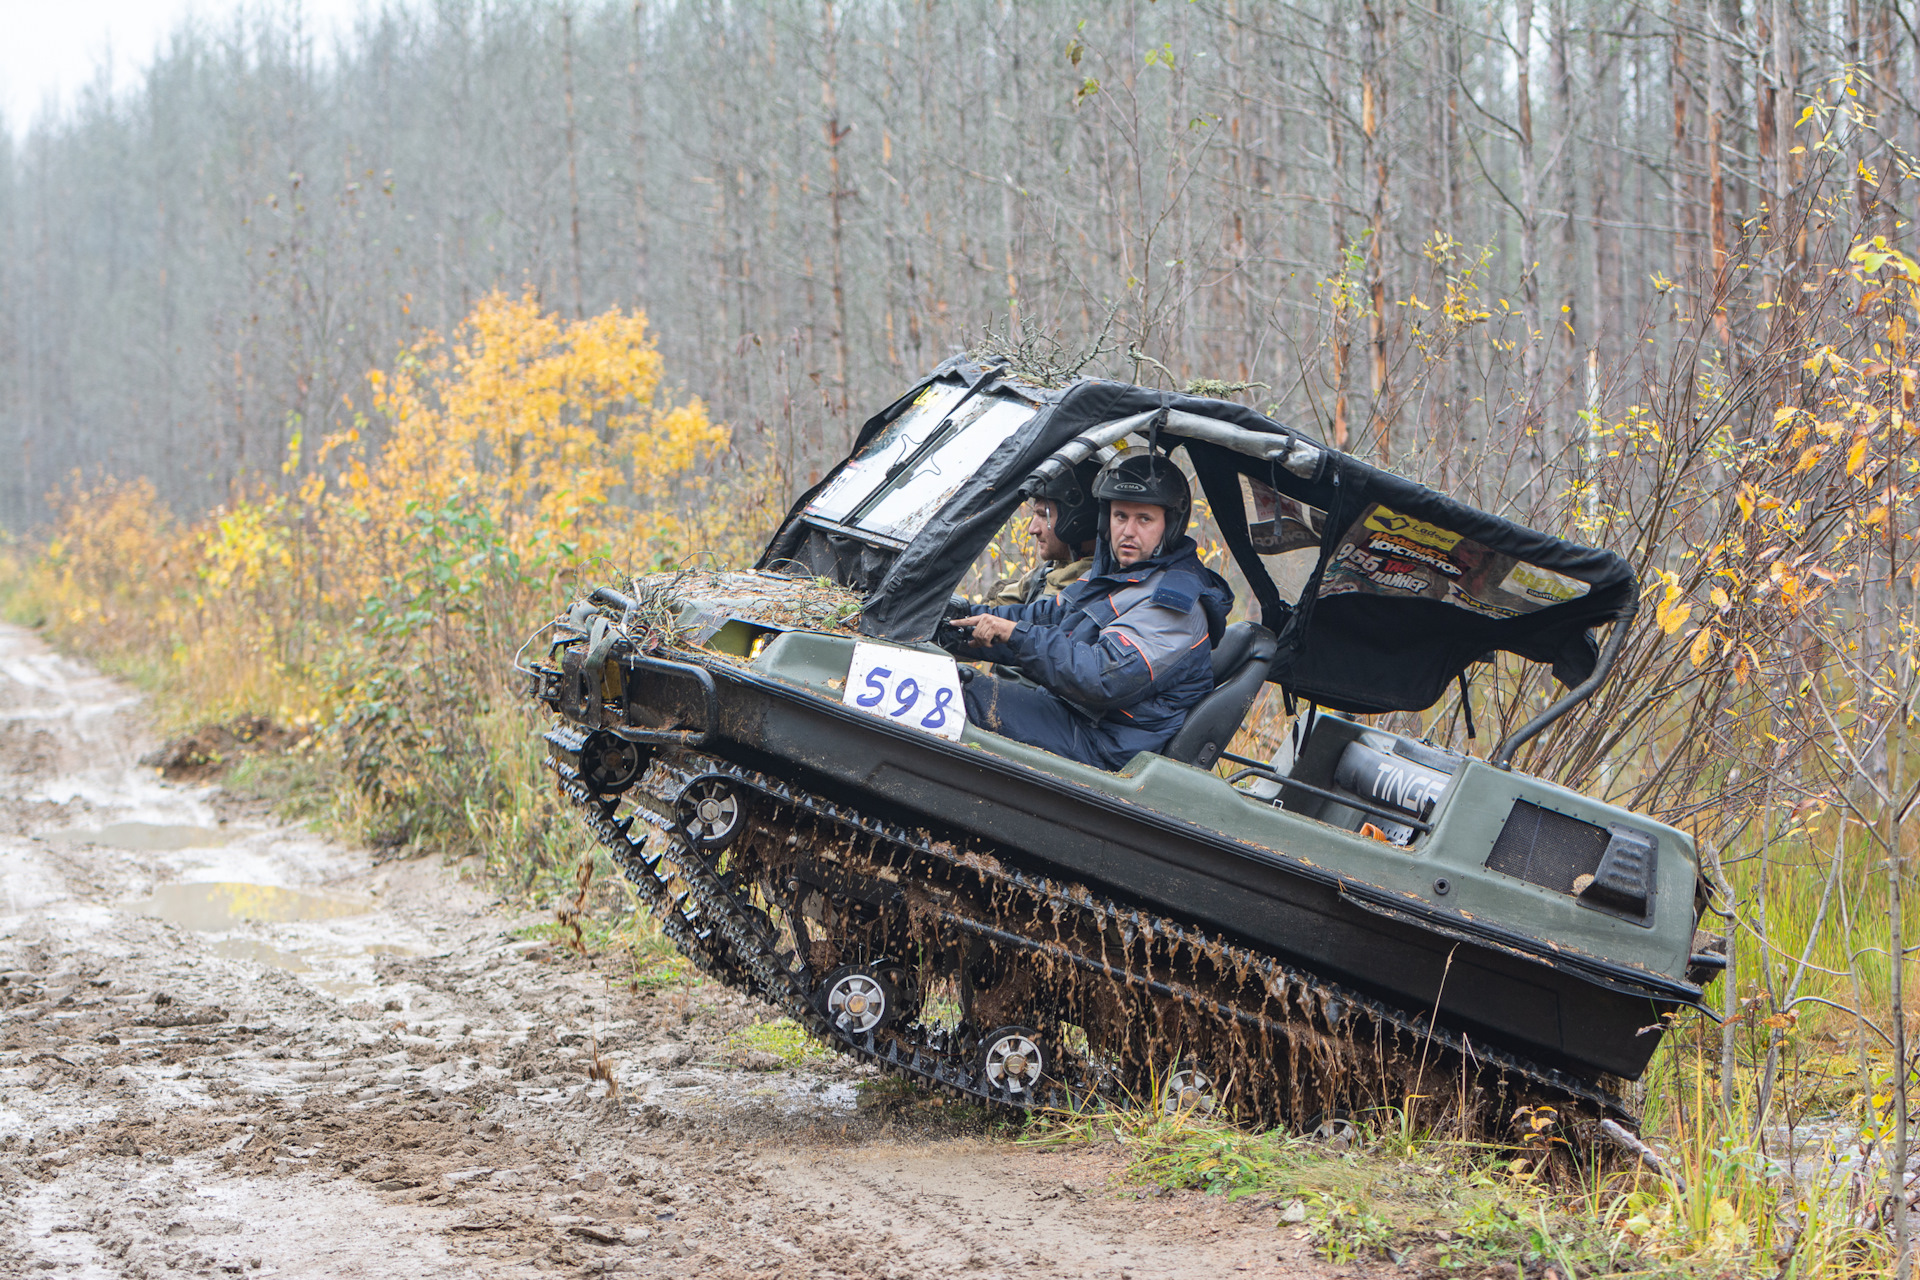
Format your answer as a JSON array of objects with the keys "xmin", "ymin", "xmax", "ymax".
[{"xmin": 952, "ymin": 454, "xmax": 1232, "ymax": 770}]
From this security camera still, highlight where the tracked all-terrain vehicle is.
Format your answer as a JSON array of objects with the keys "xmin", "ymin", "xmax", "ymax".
[{"xmin": 524, "ymin": 358, "xmax": 1721, "ymax": 1132}]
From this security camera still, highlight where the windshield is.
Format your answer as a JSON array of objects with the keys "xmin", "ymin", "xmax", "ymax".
[{"xmin": 803, "ymin": 381, "xmax": 1039, "ymax": 548}]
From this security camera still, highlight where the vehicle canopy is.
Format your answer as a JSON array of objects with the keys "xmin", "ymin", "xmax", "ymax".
[{"xmin": 758, "ymin": 357, "xmax": 1634, "ymax": 720}]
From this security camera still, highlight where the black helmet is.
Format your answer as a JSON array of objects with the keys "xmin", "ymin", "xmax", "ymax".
[
  {"xmin": 1031, "ymin": 458, "xmax": 1102, "ymax": 549},
  {"xmin": 1092, "ymin": 453, "xmax": 1192, "ymax": 550}
]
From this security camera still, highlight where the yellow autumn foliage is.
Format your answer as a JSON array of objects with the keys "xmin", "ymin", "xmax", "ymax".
[{"xmin": 319, "ymin": 291, "xmax": 731, "ymax": 591}]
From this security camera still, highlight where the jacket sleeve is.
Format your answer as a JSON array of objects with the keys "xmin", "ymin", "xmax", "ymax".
[
  {"xmin": 1003, "ymin": 589, "xmax": 1209, "ymax": 715},
  {"xmin": 962, "ymin": 592, "xmax": 1070, "ymax": 663}
]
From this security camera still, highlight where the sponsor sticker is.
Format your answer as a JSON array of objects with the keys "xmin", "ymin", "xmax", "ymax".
[
  {"xmin": 1247, "ymin": 479, "xmax": 1324, "ymax": 555},
  {"xmin": 1362, "ymin": 506, "xmax": 1463, "ymax": 553},
  {"xmin": 1499, "ymin": 561, "xmax": 1591, "ymax": 605},
  {"xmin": 1318, "ymin": 504, "xmax": 1592, "ymax": 618}
]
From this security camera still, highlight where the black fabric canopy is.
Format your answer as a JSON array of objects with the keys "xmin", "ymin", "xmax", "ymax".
[{"xmin": 757, "ymin": 358, "xmax": 1635, "ymax": 716}]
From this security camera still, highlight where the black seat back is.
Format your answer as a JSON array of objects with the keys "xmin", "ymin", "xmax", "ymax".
[
  {"xmin": 1164, "ymin": 621, "xmax": 1279, "ymax": 768},
  {"xmin": 1209, "ymin": 619, "xmax": 1260, "ymax": 682}
]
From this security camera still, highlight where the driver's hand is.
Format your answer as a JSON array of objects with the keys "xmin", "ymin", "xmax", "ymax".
[{"xmin": 952, "ymin": 614, "xmax": 1016, "ymax": 646}]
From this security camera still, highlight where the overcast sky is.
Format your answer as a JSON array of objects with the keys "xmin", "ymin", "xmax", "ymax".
[{"xmin": 2, "ymin": 1, "xmax": 367, "ymax": 136}]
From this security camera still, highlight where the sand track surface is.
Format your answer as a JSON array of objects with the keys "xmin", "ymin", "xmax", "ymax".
[{"xmin": 0, "ymin": 625, "xmax": 1359, "ymax": 1279}]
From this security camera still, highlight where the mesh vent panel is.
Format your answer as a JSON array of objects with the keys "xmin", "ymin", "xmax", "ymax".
[{"xmin": 1485, "ymin": 800, "xmax": 1608, "ymax": 893}]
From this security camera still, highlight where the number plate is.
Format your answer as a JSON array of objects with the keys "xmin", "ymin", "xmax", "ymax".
[{"xmin": 843, "ymin": 641, "xmax": 967, "ymax": 742}]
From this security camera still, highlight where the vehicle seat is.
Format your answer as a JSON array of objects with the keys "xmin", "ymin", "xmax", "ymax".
[{"xmin": 1165, "ymin": 622, "xmax": 1279, "ymax": 768}]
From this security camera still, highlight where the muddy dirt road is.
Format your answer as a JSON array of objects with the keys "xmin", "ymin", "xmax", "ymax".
[{"xmin": 0, "ymin": 625, "xmax": 1376, "ymax": 1279}]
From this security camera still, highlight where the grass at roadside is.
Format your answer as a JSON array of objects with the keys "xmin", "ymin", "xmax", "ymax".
[
  {"xmin": 222, "ymin": 738, "xmax": 348, "ymax": 827},
  {"xmin": 1025, "ymin": 1102, "xmax": 1710, "ymax": 1275},
  {"xmin": 729, "ymin": 1017, "xmax": 836, "ymax": 1066}
]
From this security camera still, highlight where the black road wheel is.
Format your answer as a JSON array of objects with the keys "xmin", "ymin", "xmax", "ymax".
[
  {"xmin": 1311, "ymin": 1110, "xmax": 1360, "ymax": 1147},
  {"xmin": 580, "ymin": 731, "xmax": 646, "ymax": 794},
  {"xmin": 1161, "ymin": 1058, "xmax": 1219, "ymax": 1116},
  {"xmin": 977, "ymin": 1025, "xmax": 1048, "ymax": 1097},
  {"xmin": 818, "ymin": 964, "xmax": 903, "ymax": 1035},
  {"xmin": 678, "ymin": 776, "xmax": 746, "ymax": 850}
]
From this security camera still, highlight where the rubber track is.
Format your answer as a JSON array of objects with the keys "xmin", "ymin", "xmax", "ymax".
[
  {"xmin": 662, "ymin": 753, "xmax": 1627, "ymax": 1118},
  {"xmin": 549, "ymin": 740, "xmax": 1626, "ymax": 1120},
  {"xmin": 545, "ymin": 744, "xmax": 1086, "ymax": 1111}
]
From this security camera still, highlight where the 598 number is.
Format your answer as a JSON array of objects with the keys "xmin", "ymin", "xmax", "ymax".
[{"xmin": 854, "ymin": 667, "xmax": 957, "ymax": 729}]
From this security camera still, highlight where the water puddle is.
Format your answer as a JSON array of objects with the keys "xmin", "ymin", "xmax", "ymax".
[
  {"xmin": 126, "ymin": 882, "xmax": 371, "ymax": 930},
  {"xmin": 122, "ymin": 883, "xmax": 411, "ymax": 984},
  {"xmin": 211, "ymin": 939, "xmax": 311, "ymax": 972},
  {"xmin": 47, "ymin": 822, "xmax": 232, "ymax": 852}
]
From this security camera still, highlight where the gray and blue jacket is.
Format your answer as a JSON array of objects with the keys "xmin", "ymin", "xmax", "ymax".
[{"xmin": 962, "ymin": 534, "xmax": 1233, "ymax": 769}]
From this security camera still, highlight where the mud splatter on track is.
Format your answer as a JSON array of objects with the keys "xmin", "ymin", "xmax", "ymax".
[{"xmin": 0, "ymin": 625, "xmax": 1377, "ymax": 1278}]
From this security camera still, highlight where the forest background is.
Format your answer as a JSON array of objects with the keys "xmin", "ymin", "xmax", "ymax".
[{"xmin": 5, "ymin": 0, "xmax": 1920, "ymax": 1274}]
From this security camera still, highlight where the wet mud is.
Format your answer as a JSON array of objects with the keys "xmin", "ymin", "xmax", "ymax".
[{"xmin": 0, "ymin": 626, "xmax": 1382, "ymax": 1279}]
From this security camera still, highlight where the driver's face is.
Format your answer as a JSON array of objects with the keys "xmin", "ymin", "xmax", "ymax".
[
  {"xmin": 1109, "ymin": 501, "xmax": 1168, "ymax": 567},
  {"xmin": 1026, "ymin": 499, "xmax": 1073, "ymax": 562}
]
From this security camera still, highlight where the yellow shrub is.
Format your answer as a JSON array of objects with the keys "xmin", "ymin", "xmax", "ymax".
[{"xmin": 316, "ymin": 288, "xmax": 731, "ymax": 598}]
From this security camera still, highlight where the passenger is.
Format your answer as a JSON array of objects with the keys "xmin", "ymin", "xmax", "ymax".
[
  {"xmin": 982, "ymin": 459, "xmax": 1102, "ymax": 606},
  {"xmin": 952, "ymin": 454, "xmax": 1232, "ymax": 771}
]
